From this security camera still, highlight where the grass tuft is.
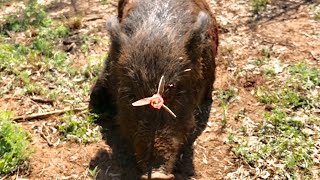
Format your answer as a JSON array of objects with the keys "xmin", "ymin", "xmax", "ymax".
[
  {"xmin": 250, "ymin": 0, "xmax": 269, "ymax": 14},
  {"xmin": 0, "ymin": 111, "xmax": 32, "ymax": 175},
  {"xmin": 2, "ymin": 0, "xmax": 51, "ymax": 32},
  {"xmin": 227, "ymin": 62, "xmax": 320, "ymax": 179},
  {"xmin": 59, "ymin": 112, "xmax": 102, "ymax": 143}
]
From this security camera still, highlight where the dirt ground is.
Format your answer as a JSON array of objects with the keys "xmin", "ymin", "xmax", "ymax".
[{"xmin": 1, "ymin": 0, "xmax": 320, "ymax": 179}]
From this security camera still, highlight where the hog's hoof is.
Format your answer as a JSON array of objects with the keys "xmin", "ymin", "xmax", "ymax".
[{"xmin": 141, "ymin": 171, "xmax": 174, "ymax": 180}]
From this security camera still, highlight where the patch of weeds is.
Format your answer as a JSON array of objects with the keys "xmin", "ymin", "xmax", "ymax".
[
  {"xmin": 0, "ymin": 111, "xmax": 32, "ymax": 175},
  {"xmin": 250, "ymin": 0, "xmax": 269, "ymax": 14},
  {"xmin": 217, "ymin": 88, "xmax": 238, "ymax": 127},
  {"xmin": 82, "ymin": 55, "xmax": 105, "ymax": 80},
  {"xmin": 52, "ymin": 51, "xmax": 68, "ymax": 67},
  {"xmin": 220, "ymin": 104, "xmax": 228, "ymax": 127},
  {"xmin": 227, "ymin": 62, "xmax": 320, "ymax": 179},
  {"xmin": 257, "ymin": 63, "xmax": 319, "ymax": 110},
  {"xmin": 0, "ymin": 0, "xmax": 15, "ymax": 6},
  {"xmin": 261, "ymin": 59, "xmax": 288, "ymax": 79},
  {"xmin": 316, "ymin": 12, "xmax": 320, "ymax": 20},
  {"xmin": 254, "ymin": 57, "xmax": 268, "ymax": 66},
  {"xmin": 260, "ymin": 48, "xmax": 271, "ymax": 58},
  {"xmin": 220, "ymin": 47, "xmax": 233, "ymax": 56},
  {"xmin": 229, "ymin": 108, "xmax": 317, "ymax": 179},
  {"xmin": 2, "ymin": 0, "xmax": 51, "ymax": 32},
  {"xmin": 65, "ymin": 17, "xmax": 82, "ymax": 30},
  {"xmin": 1, "ymin": 27, "xmax": 70, "ymax": 74},
  {"xmin": 257, "ymin": 87, "xmax": 310, "ymax": 109},
  {"xmin": 31, "ymin": 26, "xmax": 70, "ymax": 56},
  {"xmin": 80, "ymin": 35, "xmax": 102, "ymax": 53},
  {"xmin": 18, "ymin": 70, "xmax": 42, "ymax": 95},
  {"xmin": 218, "ymin": 88, "xmax": 237, "ymax": 104},
  {"xmin": 88, "ymin": 166, "xmax": 100, "ymax": 179},
  {"xmin": 264, "ymin": 66, "xmax": 276, "ymax": 77},
  {"xmin": 314, "ymin": 6, "xmax": 320, "ymax": 20},
  {"xmin": 24, "ymin": 0, "xmax": 51, "ymax": 27},
  {"xmin": 235, "ymin": 109, "xmax": 246, "ymax": 121},
  {"xmin": 0, "ymin": 43, "xmax": 29, "ymax": 74},
  {"xmin": 100, "ymin": 0, "xmax": 109, "ymax": 5},
  {"xmin": 254, "ymin": 48, "xmax": 271, "ymax": 66},
  {"xmin": 3, "ymin": 15, "xmax": 26, "ymax": 32},
  {"xmin": 31, "ymin": 35, "xmax": 53, "ymax": 56},
  {"xmin": 288, "ymin": 63, "xmax": 319, "ymax": 89},
  {"xmin": 59, "ymin": 112, "xmax": 101, "ymax": 143},
  {"xmin": 46, "ymin": 89, "xmax": 60, "ymax": 100},
  {"xmin": 2, "ymin": 0, "xmax": 70, "ymax": 56},
  {"xmin": 51, "ymin": 25, "xmax": 70, "ymax": 38}
]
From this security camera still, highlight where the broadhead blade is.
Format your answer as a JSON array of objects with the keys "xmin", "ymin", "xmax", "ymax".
[
  {"xmin": 132, "ymin": 97, "xmax": 152, "ymax": 106},
  {"xmin": 157, "ymin": 75, "xmax": 165, "ymax": 95},
  {"xmin": 162, "ymin": 104, "xmax": 177, "ymax": 118}
]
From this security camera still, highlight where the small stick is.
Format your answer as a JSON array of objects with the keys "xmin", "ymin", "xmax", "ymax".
[
  {"xmin": 0, "ymin": 174, "xmax": 9, "ymax": 180},
  {"xmin": 39, "ymin": 126, "xmax": 54, "ymax": 147},
  {"xmin": 13, "ymin": 107, "xmax": 87, "ymax": 122},
  {"xmin": 30, "ymin": 97, "xmax": 55, "ymax": 105},
  {"xmin": 310, "ymin": 51, "xmax": 320, "ymax": 61}
]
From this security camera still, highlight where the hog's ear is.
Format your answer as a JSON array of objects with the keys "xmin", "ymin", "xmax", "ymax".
[
  {"xmin": 118, "ymin": 0, "xmax": 137, "ymax": 20},
  {"xmin": 106, "ymin": 16, "xmax": 128, "ymax": 53},
  {"xmin": 185, "ymin": 11, "xmax": 209, "ymax": 61}
]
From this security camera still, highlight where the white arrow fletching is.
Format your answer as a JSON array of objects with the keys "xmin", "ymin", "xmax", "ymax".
[
  {"xmin": 157, "ymin": 75, "xmax": 165, "ymax": 95},
  {"xmin": 132, "ymin": 97, "xmax": 152, "ymax": 106},
  {"xmin": 162, "ymin": 104, "xmax": 177, "ymax": 118}
]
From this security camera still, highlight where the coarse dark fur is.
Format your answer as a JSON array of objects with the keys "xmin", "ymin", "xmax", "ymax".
[{"xmin": 89, "ymin": 0, "xmax": 218, "ymax": 178}]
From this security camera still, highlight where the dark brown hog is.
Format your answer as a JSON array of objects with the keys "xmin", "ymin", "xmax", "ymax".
[{"xmin": 89, "ymin": 0, "xmax": 218, "ymax": 179}]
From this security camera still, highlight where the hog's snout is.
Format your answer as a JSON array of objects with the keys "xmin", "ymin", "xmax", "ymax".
[{"xmin": 141, "ymin": 171, "xmax": 174, "ymax": 180}]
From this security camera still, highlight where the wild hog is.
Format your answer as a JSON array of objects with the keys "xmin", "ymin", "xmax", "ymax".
[{"xmin": 89, "ymin": 0, "xmax": 218, "ymax": 179}]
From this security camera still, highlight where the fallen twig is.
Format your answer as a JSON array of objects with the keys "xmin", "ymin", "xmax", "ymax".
[
  {"xmin": 0, "ymin": 174, "xmax": 9, "ymax": 180},
  {"xmin": 310, "ymin": 51, "xmax": 320, "ymax": 62},
  {"xmin": 30, "ymin": 96, "xmax": 55, "ymax": 105},
  {"xmin": 13, "ymin": 107, "xmax": 87, "ymax": 122}
]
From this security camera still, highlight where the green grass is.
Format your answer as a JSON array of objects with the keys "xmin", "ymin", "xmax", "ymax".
[
  {"xmin": 230, "ymin": 109, "xmax": 317, "ymax": 179},
  {"xmin": 257, "ymin": 63, "xmax": 319, "ymax": 110},
  {"xmin": 316, "ymin": 12, "xmax": 320, "ymax": 20},
  {"xmin": 218, "ymin": 88, "xmax": 237, "ymax": 104},
  {"xmin": 2, "ymin": 0, "xmax": 51, "ymax": 32},
  {"xmin": 0, "ymin": 40, "xmax": 73, "ymax": 96},
  {"xmin": 59, "ymin": 112, "xmax": 102, "ymax": 143},
  {"xmin": 0, "ymin": 111, "xmax": 32, "ymax": 175},
  {"xmin": 31, "ymin": 26, "xmax": 70, "ymax": 56},
  {"xmin": 250, "ymin": 0, "xmax": 269, "ymax": 14},
  {"xmin": 314, "ymin": 7, "xmax": 320, "ymax": 20},
  {"xmin": 0, "ymin": 0, "xmax": 104, "ymax": 143},
  {"xmin": 257, "ymin": 87, "xmax": 311, "ymax": 109},
  {"xmin": 80, "ymin": 35, "xmax": 102, "ymax": 53},
  {"xmin": 227, "ymin": 62, "xmax": 320, "ymax": 179},
  {"xmin": 217, "ymin": 88, "xmax": 238, "ymax": 127},
  {"xmin": 100, "ymin": 0, "xmax": 109, "ymax": 5},
  {"xmin": 288, "ymin": 63, "xmax": 319, "ymax": 89},
  {"xmin": 88, "ymin": 166, "xmax": 100, "ymax": 179}
]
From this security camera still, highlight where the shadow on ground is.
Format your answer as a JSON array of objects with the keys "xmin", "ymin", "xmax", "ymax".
[
  {"xmin": 89, "ymin": 119, "xmax": 139, "ymax": 180},
  {"xmin": 248, "ymin": 0, "xmax": 319, "ymax": 29}
]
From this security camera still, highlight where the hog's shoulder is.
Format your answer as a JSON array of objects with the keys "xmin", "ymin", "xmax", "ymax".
[
  {"xmin": 192, "ymin": 0, "xmax": 219, "ymax": 52},
  {"xmin": 118, "ymin": 0, "xmax": 135, "ymax": 22},
  {"xmin": 116, "ymin": 0, "xmax": 218, "ymax": 51},
  {"xmin": 118, "ymin": 0, "xmax": 213, "ymax": 17}
]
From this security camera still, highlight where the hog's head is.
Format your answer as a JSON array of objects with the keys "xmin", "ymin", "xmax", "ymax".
[{"xmin": 106, "ymin": 11, "xmax": 211, "ymax": 122}]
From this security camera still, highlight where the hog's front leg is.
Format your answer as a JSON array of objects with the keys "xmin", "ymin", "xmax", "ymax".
[
  {"xmin": 141, "ymin": 118, "xmax": 195, "ymax": 180},
  {"xmin": 89, "ymin": 59, "xmax": 117, "ymax": 118}
]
